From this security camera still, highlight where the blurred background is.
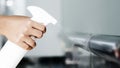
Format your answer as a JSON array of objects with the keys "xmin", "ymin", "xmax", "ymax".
[{"xmin": 0, "ymin": 0, "xmax": 120, "ymax": 68}]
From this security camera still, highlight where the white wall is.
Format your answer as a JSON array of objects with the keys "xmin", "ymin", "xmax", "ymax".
[
  {"xmin": 62, "ymin": 0, "xmax": 120, "ymax": 35},
  {"xmin": 25, "ymin": 0, "xmax": 65, "ymax": 57}
]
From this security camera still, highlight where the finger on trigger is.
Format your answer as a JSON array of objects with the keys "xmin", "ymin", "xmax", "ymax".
[
  {"xmin": 29, "ymin": 28, "xmax": 43, "ymax": 38},
  {"xmin": 23, "ymin": 36, "xmax": 36, "ymax": 48},
  {"xmin": 31, "ymin": 21, "xmax": 46, "ymax": 33},
  {"xmin": 17, "ymin": 40, "xmax": 32, "ymax": 50}
]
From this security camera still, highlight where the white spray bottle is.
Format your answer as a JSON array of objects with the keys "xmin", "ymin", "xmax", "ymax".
[{"xmin": 0, "ymin": 6, "xmax": 57, "ymax": 68}]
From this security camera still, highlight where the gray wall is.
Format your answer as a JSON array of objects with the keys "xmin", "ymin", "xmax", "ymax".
[
  {"xmin": 62, "ymin": 0, "xmax": 120, "ymax": 35},
  {"xmin": 25, "ymin": 0, "xmax": 65, "ymax": 57}
]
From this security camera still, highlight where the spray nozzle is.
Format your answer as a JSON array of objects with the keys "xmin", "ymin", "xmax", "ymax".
[{"xmin": 27, "ymin": 6, "xmax": 57, "ymax": 25}]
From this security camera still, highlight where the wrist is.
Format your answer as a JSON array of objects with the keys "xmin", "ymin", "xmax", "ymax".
[{"xmin": 0, "ymin": 15, "xmax": 8, "ymax": 35}]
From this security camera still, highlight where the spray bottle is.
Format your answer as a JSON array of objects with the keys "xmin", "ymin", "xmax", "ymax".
[{"xmin": 0, "ymin": 6, "xmax": 57, "ymax": 68}]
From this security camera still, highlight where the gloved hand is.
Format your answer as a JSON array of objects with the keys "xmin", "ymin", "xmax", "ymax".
[{"xmin": 0, "ymin": 15, "xmax": 46, "ymax": 50}]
